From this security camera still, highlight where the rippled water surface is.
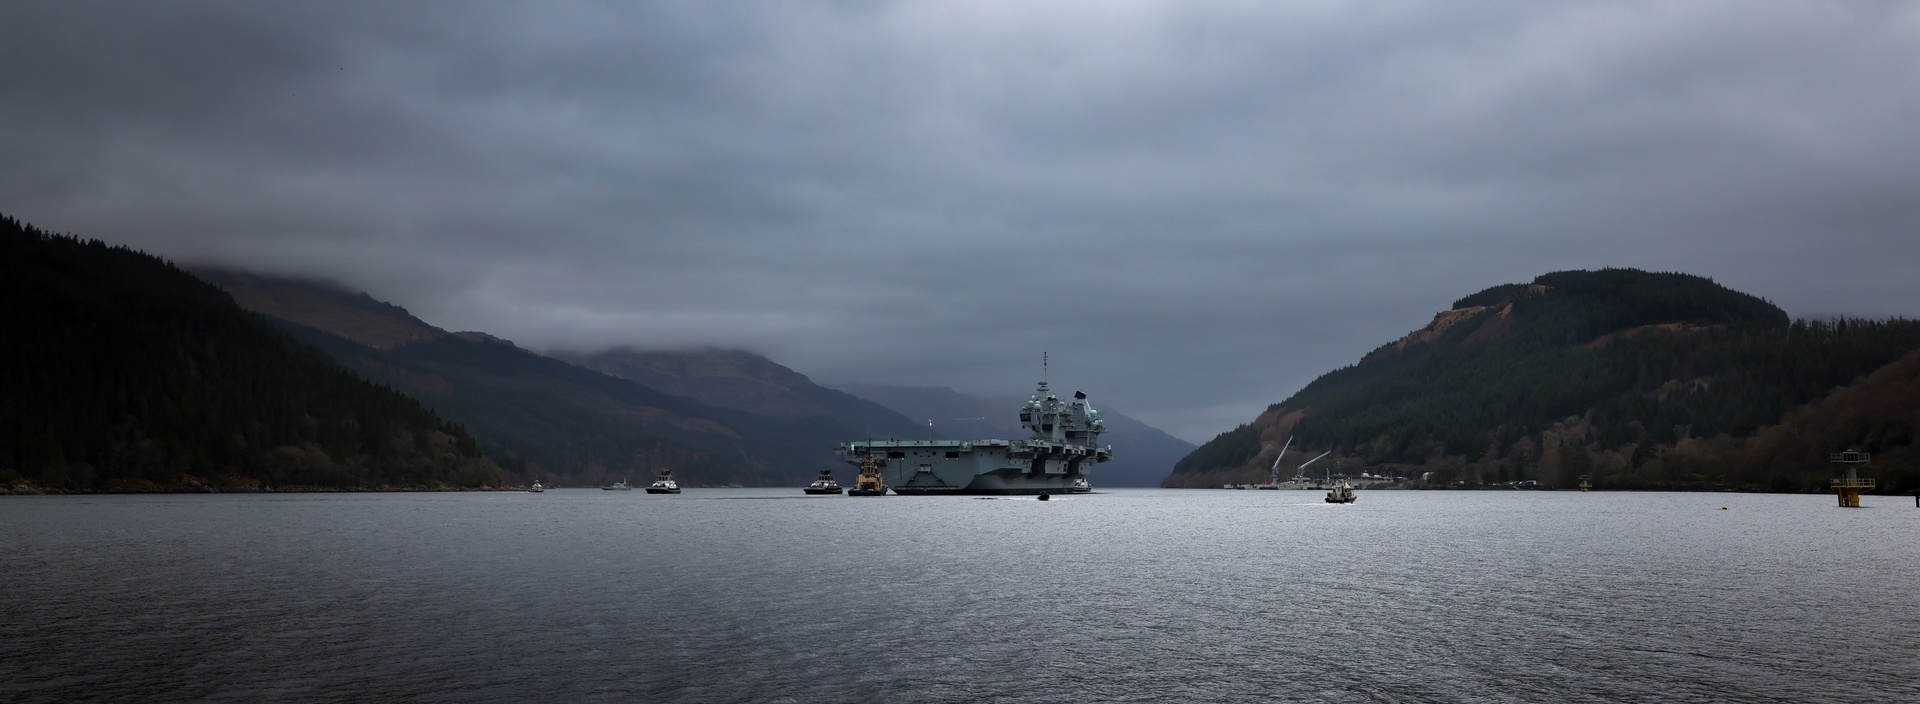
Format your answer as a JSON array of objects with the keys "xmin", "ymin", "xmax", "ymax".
[{"xmin": 4, "ymin": 489, "xmax": 1917, "ymax": 703}]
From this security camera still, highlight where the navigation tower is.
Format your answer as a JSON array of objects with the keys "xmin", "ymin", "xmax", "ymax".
[{"xmin": 1830, "ymin": 450, "xmax": 1873, "ymax": 508}]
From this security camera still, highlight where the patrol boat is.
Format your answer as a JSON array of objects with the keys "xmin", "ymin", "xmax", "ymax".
[{"xmin": 836, "ymin": 379, "xmax": 1112, "ymax": 495}]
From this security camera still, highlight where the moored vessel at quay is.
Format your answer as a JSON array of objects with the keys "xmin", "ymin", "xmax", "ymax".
[{"xmin": 835, "ymin": 379, "xmax": 1112, "ymax": 496}]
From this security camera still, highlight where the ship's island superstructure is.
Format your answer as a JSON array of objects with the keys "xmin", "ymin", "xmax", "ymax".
[{"xmin": 835, "ymin": 380, "xmax": 1113, "ymax": 495}]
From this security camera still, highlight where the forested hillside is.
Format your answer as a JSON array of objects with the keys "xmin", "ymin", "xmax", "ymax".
[
  {"xmin": 563, "ymin": 347, "xmax": 924, "ymax": 439},
  {"xmin": 283, "ymin": 324, "xmax": 867, "ymax": 487},
  {"xmin": 0, "ymin": 215, "xmax": 500, "ymax": 491},
  {"xmin": 196, "ymin": 270, "xmax": 923, "ymax": 487},
  {"xmin": 1168, "ymin": 269, "xmax": 1920, "ymax": 492},
  {"xmin": 1631, "ymin": 346, "xmax": 1920, "ymax": 493}
]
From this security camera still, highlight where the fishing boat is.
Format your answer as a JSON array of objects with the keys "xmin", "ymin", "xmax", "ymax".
[
  {"xmin": 803, "ymin": 468, "xmax": 843, "ymax": 495},
  {"xmin": 527, "ymin": 479, "xmax": 545, "ymax": 493},
  {"xmin": 646, "ymin": 468, "xmax": 682, "ymax": 494}
]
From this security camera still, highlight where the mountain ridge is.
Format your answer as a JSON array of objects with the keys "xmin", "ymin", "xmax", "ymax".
[
  {"xmin": 1, "ymin": 215, "xmax": 500, "ymax": 493},
  {"xmin": 273, "ymin": 321, "xmax": 843, "ymax": 486},
  {"xmin": 561, "ymin": 347, "xmax": 923, "ymax": 440},
  {"xmin": 198, "ymin": 269, "xmax": 1200, "ymax": 487},
  {"xmin": 1167, "ymin": 268, "xmax": 1920, "ymax": 493},
  {"xmin": 199, "ymin": 271, "xmax": 936, "ymax": 485},
  {"xmin": 192, "ymin": 268, "xmax": 450, "ymax": 349}
]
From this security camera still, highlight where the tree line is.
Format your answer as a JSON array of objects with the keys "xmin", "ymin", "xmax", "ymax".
[
  {"xmin": 1, "ymin": 214, "xmax": 500, "ymax": 490},
  {"xmin": 1171, "ymin": 269, "xmax": 1920, "ymax": 492}
]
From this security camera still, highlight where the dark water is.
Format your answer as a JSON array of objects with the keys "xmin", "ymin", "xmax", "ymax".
[{"xmin": 4, "ymin": 489, "xmax": 1916, "ymax": 703}]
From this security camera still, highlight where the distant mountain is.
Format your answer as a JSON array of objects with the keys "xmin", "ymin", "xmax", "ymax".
[
  {"xmin": 193, "ymin": 269, "xmax": 448, "ymax": 348},
  {"xmin": 196, "ymin": 270, "xmax": 912, "ymax": 487},
  {"xmin": 1167, "ymin": 268, "xmax": 1920, "ymax": 493},
  {"xmin": 280, "ymin": 327, "xmax": 857, "ymax": 487},
  {"xmin": 837, "ymin": 383, "xmax": 1195, "ymax": 487},
  {"xmin": 563, "ymin": 348, "xmax": 923, "ymax": 439},
  {"xmin": 0, "ymin": 215, "xmax": 499, "ymax": 492},
  {"xmin": 838, "ymin": 384, "xmax": 1012, "ymax": 440}
]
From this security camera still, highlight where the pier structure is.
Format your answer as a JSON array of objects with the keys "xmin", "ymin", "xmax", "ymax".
[{"xmin": 1830, "ymin": 450, "xmax": 1874, "ymax": 508}]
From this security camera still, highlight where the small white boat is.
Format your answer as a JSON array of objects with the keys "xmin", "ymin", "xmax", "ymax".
[
  {"xmin": 602, "ymin": 479, "xmax": 632, "ymax": 491},
  {"xmin": 527, "ymin": 479, "xmax": 545, "ymax": 493}
]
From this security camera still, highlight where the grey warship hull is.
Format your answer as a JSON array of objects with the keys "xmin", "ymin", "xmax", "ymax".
[
  {"xmin": 836, "ymin": 439, "xmax": 1110, "ymax": 495},
  {"xmin": 837, "ymin": 377, "xmax": 1112, "ymax": 496}
]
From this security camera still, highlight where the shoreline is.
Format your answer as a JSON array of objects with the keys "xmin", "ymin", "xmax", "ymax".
[{"xmin": 1, "ymin": 483, "xmax": 521, "ymax": 496}]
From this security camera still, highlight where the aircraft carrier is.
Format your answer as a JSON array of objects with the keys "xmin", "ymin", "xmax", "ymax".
[{"xmin": 835, "ymin": 379, "xmax": 1113, "ymax": 495}]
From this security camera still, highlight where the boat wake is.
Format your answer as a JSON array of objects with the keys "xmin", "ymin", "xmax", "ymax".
[{"xmin": 972, "ymin": 496, "xmax": 1066, "ymax": 501}]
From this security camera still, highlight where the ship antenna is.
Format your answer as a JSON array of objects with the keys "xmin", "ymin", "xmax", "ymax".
[{"xmin": 1043, "ymin": 351, "xmax": 1048, "ymax": 383}]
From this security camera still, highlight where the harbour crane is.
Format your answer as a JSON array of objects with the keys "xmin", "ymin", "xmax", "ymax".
[
  {"xmin": 1261, "ymin": 436, "xmax": 1296, "ymax": 488},
  {"xmin": 1294, "ymin": 450, "xmax": 1332, "ymax": 486}
]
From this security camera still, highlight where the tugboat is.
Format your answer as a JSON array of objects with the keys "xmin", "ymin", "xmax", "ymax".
[
  {"xmin": 645, "ymin": 468, "xmax": 682, "ymax": 494},
  {"xmin": 527, "ymin": 479, "xmax": 545, "ymax": 493},
  {"xmin": 803, "ymin": 468, "xmax": 844, "ymax": 495},
  {"xmin": 602, "ymin": 479, "xmax": 631, "ymax": 491},
  {"xmin": 1325, "ymin": 482, "xmax": 1356, "ymax": 504},
  {"xmin": 847, "ymin": 455, "xmax": 888, "ymax": 496}
]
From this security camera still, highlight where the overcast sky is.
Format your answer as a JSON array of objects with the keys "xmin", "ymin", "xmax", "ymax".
[{"xmin": 5, "ymin": 1, "xmax": 1919, "ymax": 442}]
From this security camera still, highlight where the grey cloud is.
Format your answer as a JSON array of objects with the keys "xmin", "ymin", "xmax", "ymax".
[{"xmin": 4, "ymin": 1, "xmax": 1918, "ymax": 442}]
